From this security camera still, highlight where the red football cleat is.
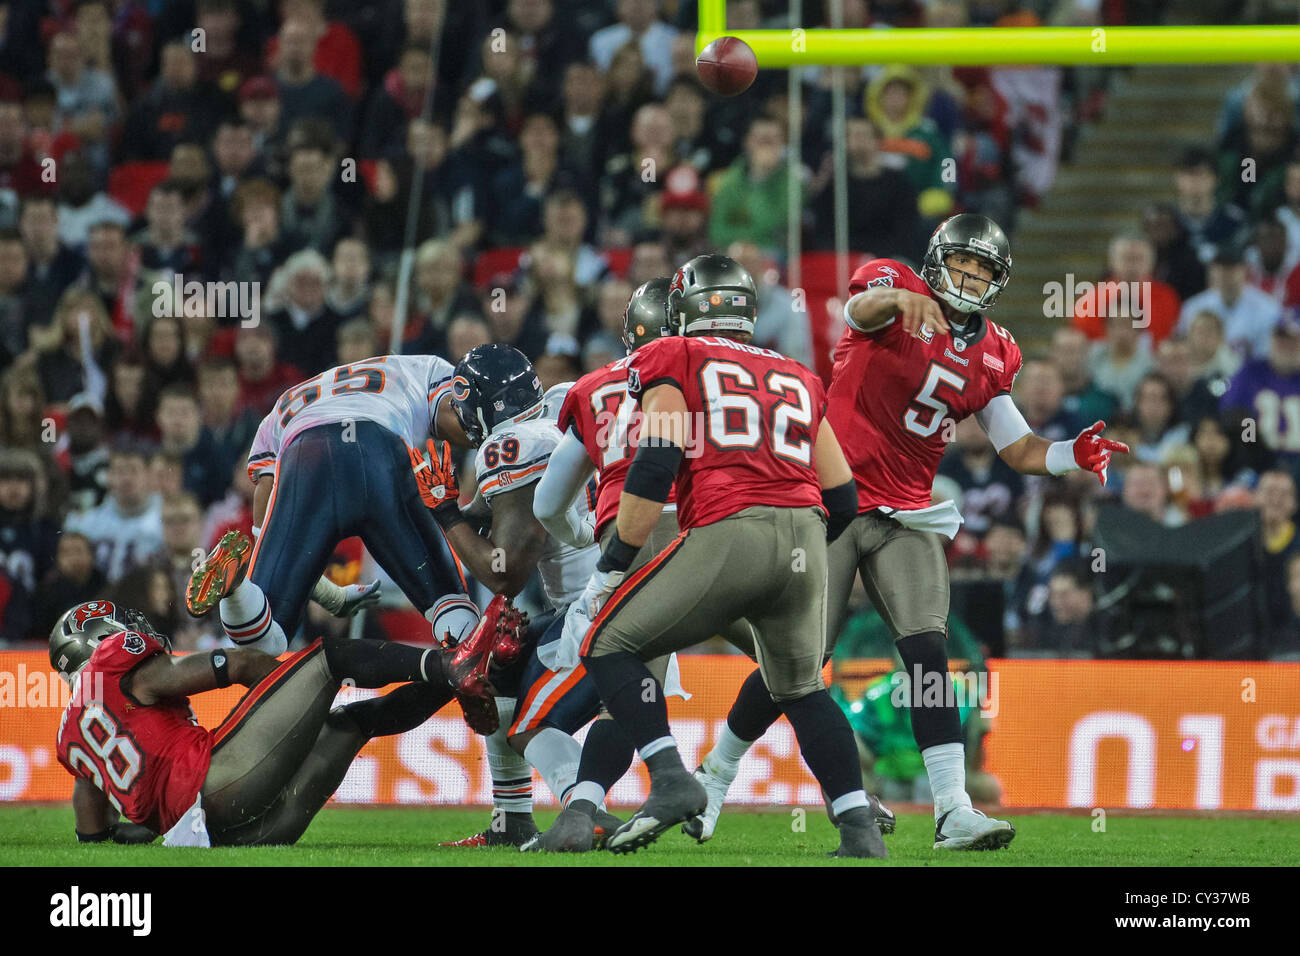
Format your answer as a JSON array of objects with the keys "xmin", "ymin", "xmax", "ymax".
[
  {"xmin": 186, "ymin": 530, "xmax": 252, "ymax": 617},
  {"xmin": 446, "ymin": 595, "xmax": 508, "ymax": 697},
  {"xmin": 491, "ymin": 600, "xmax": 528, "ymax": 668},
  {"xmin": 456, "ymin": 692, "xmax": 499, "ymax": 735}
]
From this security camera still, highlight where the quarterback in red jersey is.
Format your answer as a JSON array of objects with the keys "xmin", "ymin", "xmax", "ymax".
[
  {"xmin": 52, "ymin": 589, "xmax": 522, "ymax": 847},
  {"xmin": 575, "ymin": 254, "xmax": 888, "ymax": 858},
  {"xmin": 690, "ymin": 214, "xmax": 1128, "ymax": 851}
]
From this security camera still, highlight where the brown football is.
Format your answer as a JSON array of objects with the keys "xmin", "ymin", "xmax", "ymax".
[{"xmin": 696, "ymin": 36, "xmax": 758, "ymax": 97}]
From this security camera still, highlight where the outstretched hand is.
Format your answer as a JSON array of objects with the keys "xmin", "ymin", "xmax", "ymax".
[{"xmin": 1072, "ymin": 420, "xmax": 1130, "ymax": 486}]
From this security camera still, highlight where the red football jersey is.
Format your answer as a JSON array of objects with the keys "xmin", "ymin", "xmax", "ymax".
[
  {"xmin": 56, "ymin": 631, "xmax": 212, "ymax": 834},
  {"xmin": 558, "ymin": 356, "xmax": 679, "ymax": 539},
  {"xmin": 627, "ymin": 335, "xmax": 827, "ymax": 530},
  {"xmin": 828, "ymin": 258, "xmax": 1024, "ymax": 512}
]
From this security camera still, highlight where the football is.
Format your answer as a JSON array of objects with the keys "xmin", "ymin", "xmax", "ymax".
[{"xmin": 696, "ymin": 36, "xmax": 758, "ymax": 96}]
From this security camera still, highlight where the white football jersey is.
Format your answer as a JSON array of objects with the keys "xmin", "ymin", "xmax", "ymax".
[
  {"xmin": 247, "ymin": 354, "xmax": 454, "ymax": 480},
  {"xmin": 474, "ymin": 412, "xmax": 598, "ymax": 610},
  {"xmin": 64, "ymin": 497, "xmax": 164, "ymax": 583}
]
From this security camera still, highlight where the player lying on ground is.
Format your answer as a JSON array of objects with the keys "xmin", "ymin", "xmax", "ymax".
[
  {"xmin": 691, "ymin": 214, "xmax": 1129, "ymax": 850},
  {"xmin": 574, "ymin": 254, "xmax": 888, "ymax": 857},
  {"xmin": 187, "ymin": 354, "xmax": 480, "ymax": 657},
  {"xmin": 53, "ymin": 594, "xmax": 523, "ymax": 847},
  {"xmin": 416, "ymin": 343, "xmax": 687, "ymax": 847}
]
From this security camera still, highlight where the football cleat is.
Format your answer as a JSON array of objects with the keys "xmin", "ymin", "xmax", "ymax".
[
  {"xmin": 868, "ymin": 793, "xmax": 897, "ymax": 835},
  {"xmin": 440, "ymin": 811, "xmax": 538, "ymax": 848},
  {"xmin": 681, "ymin": 758, "xmax": 737, "ymax": 843},
  {"xmin": 607, "ymin": 770, "xmax": 707, "ymax": 855},
  {"xmin": 455, "ymin": 692, "xmax": 499, "ymax": 735},
  {"xmin": 933, "ymin": 805, "xmax": 1016, "ymax": 851},
  {"xmin": 521, "ymin": 807, "xmax": 596, "ymax": 853},
  {"xmin": 446, "ymin": 595, "xmax": 510, "ymax": 697},
  {"xmin": 491, "ymin": 599, "xmax": 527, "ymax": 668},
  {"xmin": 830, "ymin": 819, "xmax": 889, "ymax": 859},
  {"xmin": 592, "ymin": 808, "xmax": 624, "ymax": 849},
  {"xmin": 186, "ymin": 531, "xmax": 252, "ymax": 617}
]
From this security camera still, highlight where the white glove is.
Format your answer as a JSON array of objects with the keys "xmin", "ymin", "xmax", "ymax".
[
  {"xmin": 338, "ymin": 579, "xmax": 382, "ymax": 617},
  {"xmin": 580, "ymin": 567, "xmax": 625, "ymax": 620}
]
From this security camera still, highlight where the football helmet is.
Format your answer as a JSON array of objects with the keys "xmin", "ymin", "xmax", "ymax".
[
  {"xmin": 49, "ymin": 601, "xmax": 133, "ymax": 674},
  {"xmin": 665, "ymin": 255, "xmax": 758, "ymax": 337},
  {"xmin": 921, "ymin": 213, "xmax": 1012, "ymax": 314},
  {"xmin": 623, "ymin": 277, "xmax": 672, "ymax": 351},
  {"xmin": 450, "ymin": 344, "xmax": 544, "ymax": 446}
]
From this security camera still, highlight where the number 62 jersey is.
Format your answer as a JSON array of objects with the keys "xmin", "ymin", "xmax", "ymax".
[
  {"xmin": 247, "ymin": 354, "xmax": 455, "ymax": 482},
  {"xmin": 828, "ymin": 258, "xmax": 1024, "ymax": 514}
]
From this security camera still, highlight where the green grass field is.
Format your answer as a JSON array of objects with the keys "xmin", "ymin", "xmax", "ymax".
[{"xmin": 1, "ymin": 805, "xmax": 1296, "ymax": 866}]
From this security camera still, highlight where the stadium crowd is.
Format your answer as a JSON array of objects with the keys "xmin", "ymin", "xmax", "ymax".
[{"xmin": 0, "ymin": 0, "xmax": 1297, "ymax": 661}]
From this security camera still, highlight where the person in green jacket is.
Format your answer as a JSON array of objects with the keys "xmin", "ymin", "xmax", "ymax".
[
  {"xmin": 708, "ymin": 115, "xmax": 794, "ymax": 253},
  {"xmin": 864, "ymin": 65, "xmax": 956, "ymax": 223}
]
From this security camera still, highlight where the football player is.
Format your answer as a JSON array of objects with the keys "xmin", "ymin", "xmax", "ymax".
[
  {"xmin": 186, "ymin": 354, "xmax": 479, "ymax": 656},
  {"xmin": 418, "ymin": 344, "xmax": 654, "ymax": 847},
  {"xmin": 574, "ymin": 254, "xmax": 887, "ymax": 857},
  {"xmin": 52, "ymin": 596, "xmax": 522, "ymax": 847},
  {"xmin": 690, "ymin": 214, "xmax": 1129, "ymax": 849}
]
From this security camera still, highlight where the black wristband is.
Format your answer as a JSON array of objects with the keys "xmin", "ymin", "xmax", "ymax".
[
  {"xmin": 432, "ymin": 499, "xmax": 467, "ymax": 532},
  {"xmin": 77, "ymin": 828, "xmax": 112, "ymax": 843},
  {"xmin": 597, "ymin": 530, "xmax": 640, "ymax": 573},
  {"xmin": 821, "ymin": 479, "xmax": 858, "ymax": 543},
  {"xmin": 623, "ymin": 441, "xmax": 682, "ymax": 503},
  {"xmin": 210, "ymin": 649, "xmax": 232, "ymax": 688}
]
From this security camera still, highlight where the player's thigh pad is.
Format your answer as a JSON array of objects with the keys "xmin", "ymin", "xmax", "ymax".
[
  {"xmin": 743, "ymin": 507, "xmax": 831, "ymax": 701},
  {"xmin": 201, "ymin": 641, "xmax": 337, "ymax": 834},
  {"xmin": 584, "ymin": 509, "xmax": 776, "ymax": 661},
  {"xmin": 509, "ymin": 613, "xmax": 601, "ymax": 737},
  {"xmin": 857, "ymin": 512, "xmax": 950, "ymax": 638}
]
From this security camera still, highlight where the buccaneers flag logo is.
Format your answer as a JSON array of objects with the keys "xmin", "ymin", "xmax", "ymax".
[{"xmin": 72, "ymin": 601, "xmax": 118, "ymax": 631}]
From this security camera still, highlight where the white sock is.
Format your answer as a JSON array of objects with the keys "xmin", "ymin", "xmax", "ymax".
[
  {"xmin": 219, "ymin": 579, "xmax": 286, "ymax": 653},
  {"xmin": 705, "ymin": 724, "xmax": 752, "ymax": 776},
  {"xmin": 567, "ymin": 780, "xmax": 607, "ymax": 808},
  {"xmin": 639, "ymin": 735, "xmax": 677, "ymax": 761},
  {"xmin": 831, "ymin": 790, "xmax": 869, "ymax": 816},
  {"xmin": 486, "ymin": 698, "xmax": 532, "ymax": 813},
  {"xmin": 922, "ymin": 742, "xmax": 972, "ymax": 818},
  {"xmin": 523, "ymin": 728, "xmax": 582, "ymax": 804},
  {"xmin": 427, "ymin": 595, "xmax": 479, "ymax": 644}
]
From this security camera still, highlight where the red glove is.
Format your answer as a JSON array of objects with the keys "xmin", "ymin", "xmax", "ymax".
[{"xmin": 1072, "ymin": 420, "xmax": 1129, "ymax": 486}]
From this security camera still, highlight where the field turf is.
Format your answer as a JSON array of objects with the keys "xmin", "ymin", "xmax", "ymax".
[{"xmin": 2, "ymin": 805, "xmax": 1296, "ymax": 866}]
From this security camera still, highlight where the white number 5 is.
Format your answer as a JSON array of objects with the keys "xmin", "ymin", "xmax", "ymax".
[{"xmin": 904, "ymin": 363, "xmax": 967, "ymax": 438}]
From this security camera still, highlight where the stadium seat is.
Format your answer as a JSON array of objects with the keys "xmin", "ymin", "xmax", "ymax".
[
  {"xmin": 106, "ymin": 161, "xmax": 171, "ymax": 217},
  {"xmin": 472, "ymin": 248, "xmax": 526, "ymax": 288}
]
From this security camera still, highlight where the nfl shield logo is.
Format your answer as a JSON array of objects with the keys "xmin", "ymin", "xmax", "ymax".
[
  {"xmin": 954, "ymin": 339, "xmax": 966, "ymax": 352},
  {"xmin": 493, "ymin": 399, "xmax": 506, "ymax": 411}
]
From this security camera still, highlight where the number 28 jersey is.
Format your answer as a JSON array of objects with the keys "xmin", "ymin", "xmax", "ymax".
[
  {"xmin": 828, "ymin": 259, "xmax": 1023, "ymax": 513},
  {"xmin": 626, "ymin": 335, "xmax": 827, "ymax": 531},
  {"xmin": 247, "ymin": 354, "xmax": 455, "ymax": 480}
]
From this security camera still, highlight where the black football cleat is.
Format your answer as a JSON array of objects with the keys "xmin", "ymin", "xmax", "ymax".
[{"xmin": 605, "ymin": 770, "xmax": 706, "ymax": 855}]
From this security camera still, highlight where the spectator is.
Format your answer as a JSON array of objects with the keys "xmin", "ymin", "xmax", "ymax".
[
  {"xmin": 231, "ymin": 178, "xmax": 293, "ymax": 286},
  {"xmin": 122, "ymin": 39, "xmax": 218, "ymax": 162},
  {"xmin": 592, "ymin": 42, "xmax": 655, "ymax": 169},
  {"xmin": 211, "ymin": 119, "xmax": 261, "ymax": 205},
  {"xmin": 149, "ymin": 450, "xmax": 185, "ymax": 501},
  {"xmin": 1014, "ymin": 359, "xmax": 1081, "ymax": 442},
  {"xmin": 1220, "ymin": 312, "xmax": 1300, "ymax": 476},
  {"xmin": 1177, "ymin": 244, "xmax": 1280, "ymax": 359},
  {"xmin": 535, "ymin": 342, "xmax": 582, "ymax": 392},
  {"xmin": 192, "ymin": 0, "xmax": 261, "ymax": 96},
  {"xmin": 103, "ymin": 351, "xmax": 152, "ymax": 443},
  {"xmin": 588, "ymin": 277, "xmax": 635, "ymax": 359},
  {"xmin": 55, "ymin": 149, "xmax": 130, "ymax": 250},
  {"xmin": 264, "ymin": 0, "xmax": 363, "ymax": 101},
  {"xmin": 1185, "ymin": 309, "xmax": 1243, "ymax": 383},
  {"xmin": 589, "ymin": 0, "xmax": 678, "ymax": 96},
  {"xmin": 140, "ymin": 313, "xmax": 196, "ymax": 412},
  {"xmin": 20, "ymin": 195, "xmax": 83, "ymax": 323},
  {"xmin": 660, "ymin": 166, "xmax": 712, "ymax": 265},
  {"xmin": 0, "ymin": 448, "xmax": 59, "ymax": 629},
  {"xmin": 981, "ymin": 518, "xmax": 1034, "ymax": 648},
  {"xmin": 1270, "ymin": 551, "xmax": 1300, "ymax": 659},
  {"xmin": 728, "ymin": 240, "xmax": 813, "ymax": 368},
  {"xmin": 1088, "ymin": 310, "xmax": 1154, "ymax": 412},
  {"xmin": 1275, "ymin": 154, "xmax": 1300, "ymax": 268},
  {"xmin": 559, "ymin": 60, "xmax": 608, "ymax": 185},
  {"xmin": 1216, "ymin": 75, "xmax": 1296, "ymax": 219},
  {"xmin": 525, "ymin": 243, "xmax": 591, "ymax": 340},
  {"xmin": 811, "ymin": 116, "xmax": 919, "ymax": 257},
  {"xmin": 1191, "ymin": 414, "xmax": 1261, "ymax": 506},
  {"xmin": 664, "ymin": 75, "xmax": 728, "ymax": 173},
  {"xmin": 159, "ymin": 490, "xmax": 205, "ymax": 620},
  {"xmin": 359, "ymin": 44, "xmax": 447, "ymax": 159},
  {"xmin": 508, "ymin": 0, "xmax": 588, "ymax": 106},
  {"xmin": 709, "ymin": 116, "xmax": 793, "ymax": 254},
  {"xmin": 1051, "ymin": 327, "xmax": 1117, "ymax": 425},
  {"xmin": 490, "ymin": 113, "xmax": 567, "ymax": 246},
  {"xmin": 1020, "ymin": 559, "xmax": 1099, "ymax": 656},
  {"xmin": 334, "ymin": 317, "xmax": 378, "ymax": 367},
  {"xmin": 202, "ymin": 459, "xmax": 255, "ymax": 553},
  {"xmin": 1142, "ymin": 201, "xmax": 1207, "ymax": 302},
  {"xmin": 1174, "ymin": 145, "xmax": 1248, "ymax": 263},
  {"xmin": 0, "ymin": 366, "xmax": 48, "ymax": 456},
  {"xmin": 1154, "ymin": 336, "xmax": 1220, "ymax": 425},
  {"xmin": 327, "ymin": 237, "xmax": 371, "ymax": 320},
  {"xmin": 58, "ymin": 392, "xmax": 111, "ymax": 513},
  {"xmin": 474, "ymin": 30, "xmax": 534, "ymax": 135},
  {"xmin": 1120, "ymin": 461, "xmax": 1183, "ymax": 527},
  {"xmin": 237, "ymin": 77, "xmax": 286, "ymax": 176},
  {"xmin": 111, "ymin": 562, "xmax": 184, "ymax": 651},
  {"xmin": 31, "ymin": 531, "xmax": 106, "ymax": 642},
  {"xmin": 0, "ymin": 227, "xmax": 31, "ymax": 363},
  {"xmin": 537, "ymin": 189, "xmax": 608, "ymax": 288},
  {"xmin": 1131, "ymin": 372, "xmax": 1191, "ymax": 464},
  {"xmin": 446, "ymin": 313, "xmax": 492, "ymax": 365},
  {"xmin": 265, "ymin": 249, "xmax": 343, "ymax": 377},
  {"xmin": 156, "ymin": 384, "xmax": 228, "ymax": 508},
  {"xmin": 28, "ymin": 287, "xmax": 117, "ymax": 406},
  {"xmin": 1072, "ymin": 233, "xmax": 1181, "ymax": 343},
  {"xmin": 865, "ymin": 65, "xmax": 954, "ymax": 222},
  {"xmin": 600, "ymin": 102, "xmax": 678, "ymax": 244},
  {"xmin": 483, "ymin": 271, "xmax": 547, "ymax": 359},
  {"xmin": 281, "ymin": 122, "xmax": 347, "ymax": 255},
  {"xmin": 234, "ymin": 323, "xmax": 302, "ymax": 417},
  {"xmin": 45, "ymin": 29, "xmax": 118, "ymax": 178},
  {"xmin": 273, "ymin": 16, "xmax": 353, "ymax": 141},
  {"xmin": 625, "ymin": 236, "xmax": 672, "ymax": 285},
  {"xmin": 1245, "ymin": 216, "xmax": 1295, "ymax": 303},
  {"xmin": 1258, "ymin": 469, "xmax": 1300, "ymax": 633},
  {"xmin": 0, "ymin": 100, "xmax": 46, "ymax": 208},
  {"xmin": 403, "ymin": 239, "xmax": 480, "ymax": 357},
  {"xmin": 939, "ymin": 415, "xmax": 1024, "ymax": 534},
  {"xmin": 76, "ymin": 221, "xmax": 133, "ymax": 335},
  {"xmin": 134, "ymin": 180, "xmax": 203, "ymax": 279},
  {"xmin": 64, "ymin": 442, "xmax": 164, "ymax": 583},
  {"xmin": 196, "ymin": 357, "xmax": 259, "ymax": 482}
]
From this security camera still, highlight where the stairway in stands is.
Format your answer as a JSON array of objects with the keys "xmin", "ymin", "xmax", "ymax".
[{"xmin": 1001, "ymin": 65, "xmax": 1250, "ymax": 354}]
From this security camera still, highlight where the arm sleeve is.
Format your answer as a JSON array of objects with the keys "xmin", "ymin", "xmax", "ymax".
[
  {"xmin": 533, "ymin": 428, "xmax": 598, "ymax": 549},
  {"xmin": 975, "ymin": 394, "xmax": 1033, "ymax": 453}
]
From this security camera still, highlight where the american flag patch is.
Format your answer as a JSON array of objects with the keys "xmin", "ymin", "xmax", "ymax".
[
  {"xmin": 984, "ymin": 353, "xmax": 1005, "ymax": 372},
  {"xmin": 731, "ymin": 295, "xmax": 747, "ymax": 306}
]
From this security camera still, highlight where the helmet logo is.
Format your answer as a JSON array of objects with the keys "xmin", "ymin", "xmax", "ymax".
[
  {"xmin": 493, "ymin": 399, "xmax": 506, "ymax": 411},
  {"xmin": 451, "ymin": 376, "xmax": 471, "ymax": 401},
  {"xmin": 121, "ymin": 633, "xmax": 148, "ymax": 655},
  {"xmin": 635, "ymin": 323, "xmax": 646, "ymax": 336},
  {"xmin": 730, "ymin": 295, "xmax": 747, "ymax": 306},
  {"xmin": 72, "ymin": 601, "xmax": 117, "ymax": 631},
  {"xmin": 968, "ymin": 237, "xmax": 998, "ymax": 256},
  {"xmin": 709, "ymin": 294, "xmax": 722, "ymax": 305},
  {"xmin": 698, "ymin": 301, "xmax": 709, "ymax": 312}
]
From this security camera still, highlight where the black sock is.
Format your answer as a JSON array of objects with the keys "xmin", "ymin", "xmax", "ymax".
[
  {"xmin": 896, "ymin": 631, "xmax": 963, "ymax": 750},
  {"xmin": 322, "ymin": 634, "xmax": 446, "ymax": 688},
  {"xmin": 344, "ymin": 681, "xmax": 455, "ymax": 738},
  {"xmin": 780, "ymin": 690, "xmax": 862, "ymax": 803},
  {"xmin": 582, "ymin": 650, "xmax": 670, "ymax": 752},
  {"xmin": 577, "ymin": 718, "xmax": 637, "ymax": 795},
  {"xmin": 727, "ymin": 667, "xmax": 782, "ymax": 742}
]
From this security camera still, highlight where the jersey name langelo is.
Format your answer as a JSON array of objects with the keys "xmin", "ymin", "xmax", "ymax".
[
  {"xmin": 247, "ymin": 354, "xmax": 454, "ymax": 481},
  {"xmin": 475, "ymin": 414, "xmax": 599, "ymax": 610}
]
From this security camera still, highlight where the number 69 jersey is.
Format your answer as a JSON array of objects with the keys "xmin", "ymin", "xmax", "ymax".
[
  {"xmin": 247, "ymin": 354, "xmax": 455, "ymax": 481},
  {"xmin": 626, "ymin": 335, "xmax": 828, "ymax": 531},
  {"xmin": 828, "ymin": 259, "xmax": 1023, "ymax": 514},
  {"xmin": 474, "ymin": 416, "xmax": 600, "ymax": 610},
  {"xmin": 55, "ymin": 631, "xmax": 212, "ymax": 834}
]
